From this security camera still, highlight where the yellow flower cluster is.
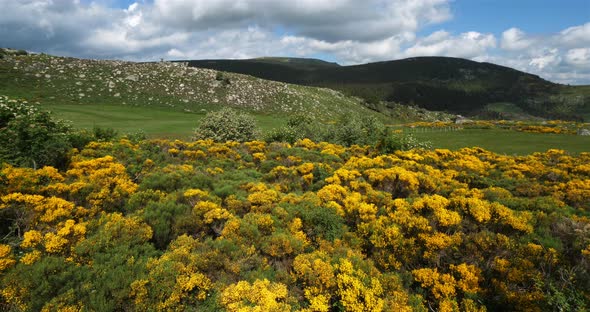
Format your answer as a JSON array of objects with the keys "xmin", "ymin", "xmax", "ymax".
[
  {"xmin": 0, "ymin": 137, "xmax": 589, "ymax": 311},
  {"xmin": 221, "ymin": 279, "xmax": 290, "ymax": 312}
]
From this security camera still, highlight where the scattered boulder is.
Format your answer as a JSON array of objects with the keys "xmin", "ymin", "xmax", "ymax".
[
  {"xmin": 578, "ymin": 128, "xmax": 590, "ymax": 136},
  {"xmin": 125, "ymin": 74, "xmax": 138, "ymax": 82}
]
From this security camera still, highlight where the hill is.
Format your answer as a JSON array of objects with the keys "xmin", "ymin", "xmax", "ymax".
[
  {"xmin": 184, "ymin": 56, "xmax": 590, "ymax": 121},
  {"xmin": 0, "ymin": 49, "xmax": 388, "ymax": 135}
]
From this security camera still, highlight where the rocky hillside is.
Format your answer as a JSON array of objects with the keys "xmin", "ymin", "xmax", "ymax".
[{"xmin": 0, "ymin": 49, "xmax": 381, "ymax": 121}]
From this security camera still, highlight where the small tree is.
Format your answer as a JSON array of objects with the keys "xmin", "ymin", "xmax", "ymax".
[
  {"xmin": 0, "ymin": 97, "xmax": 72, "ymax": 169},
  {"xmin": 193, "ymin": 108, "xmax": 259, "ymax": 142}
]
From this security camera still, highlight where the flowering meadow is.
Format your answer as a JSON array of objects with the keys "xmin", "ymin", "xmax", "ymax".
[{"xmin": 1, "ymin": 136, "xmax": 589, "ymax": 311}]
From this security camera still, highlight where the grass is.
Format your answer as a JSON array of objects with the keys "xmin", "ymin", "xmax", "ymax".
[
  {"xmin": 47, "ymin": 103, "xmax": 590, "ymax": 155},
  {"xmin": 1, "ymin": 53, "xmax": 381, "ymax": 122},
  {"xmin": 45, "ymin": 104, "xmax": 200, "ymax": 139},
  {"xmin": 44, "ymin": 103, "xmax": 289, "ymax": 140},
  {"xmin": 407, "ymin": 128, "xmax": 590, "ymax": 155},
  {"xmin": 2, "ymin": 52, "xmax": 589, "ymax": 155}
]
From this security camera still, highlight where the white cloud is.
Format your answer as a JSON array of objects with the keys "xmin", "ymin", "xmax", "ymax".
[
  {"xmin": 501, "ymin": 27, "xmax": 536, "ymax": 51},
  {"xmin": 565, "ymin": 48, "xmax": 590, "ymax": 67},
  {"xmin": 529, "ymin": 49, "xmax": 561, "ymax": 70},
  {"xmin": 0, "ymin": 1, "xmax": 588, "ymax": 84},
  {"xmin": 151, "ymin": 0, "xmax": 451, "ymax": 42},
  {"xmin": 559, "ymin": 22, "xmax": 590, "ymax": 47},
  {"xmin": 404, "ymin": 30, "xmax": 496, "ymax": 58}
]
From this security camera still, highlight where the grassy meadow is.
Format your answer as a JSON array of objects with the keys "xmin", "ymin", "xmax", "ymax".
[
  {"xmin": 45, "ymin": 103, "xmax": 291, "ymax": 139},
  {"xmin": 44, "ymin": 102, "xmax": 590, "ymax": 155},
  {"xmin": 408, "ymin": 128, "xmax": 590, "ymax": 155}
]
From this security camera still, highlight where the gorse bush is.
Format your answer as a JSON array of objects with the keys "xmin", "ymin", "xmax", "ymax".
[
  {"xmin": 193, "ymin": 108, "xmax": 259, "ymax": 142},
  {"xmin": 1, "ymin": 139, "xmax": 589, "ymax": 311}
]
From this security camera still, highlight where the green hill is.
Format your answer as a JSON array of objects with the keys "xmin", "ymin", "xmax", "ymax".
[
  {"xmin": 0, "ymin": 49, "xmax": 390, "ymax": 136},
  {"xmin": 185, "ymin": 56, "xmax": 590, "ymax": 121}
]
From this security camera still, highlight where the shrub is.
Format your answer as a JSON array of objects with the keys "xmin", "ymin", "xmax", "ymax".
[
  {"xmin": 93, "ymin": 126, "xmax": 119, "ymax": 142},
  {"xmin": 0, "ymin": 97, "xmax": 122, "ymax": 169},
  {"xmin": 265, "ymin": 113, "xmax": 386, "ymax": 147},
  {"xmin": 376, "ymin": 131, "xmax": 432, "ymax": 153},
  {"xmin": 193, "ymin": 108, "xmax": 259, "ymax": 142},
  {"xmin": 0, "ymin": 98, "xmax": 72, "ymax": 169},
  {"xmin": 264, "ymin": 114, "xmax": 330, "ymax": 144},
  {"xmin": 331, "ymin": 114, "xmax": 386, "ymax": 146}
]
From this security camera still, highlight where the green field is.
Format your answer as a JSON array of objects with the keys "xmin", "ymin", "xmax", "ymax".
[
  {"xmin": 408, "ymin": 128, "xmax": 590, "ymax": 155},
  {"xmin": 44, "ymin": 103, "xmax": 289, "ymax": 139},
  {"xmin": 45, "ymin": 103, "xmax": 590, "ymax": 155}
]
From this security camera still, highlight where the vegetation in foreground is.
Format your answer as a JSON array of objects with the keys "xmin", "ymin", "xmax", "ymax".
[
  {"xmin": 1, "ymin": 99, "xmax": 589, "ymax": 311},
  {"xmin": 1, "ymin": 51, "xmax": 589, "ymax": 311},
  {"xmin": 1, "ymin": 135, "xmax": 589, "ymax": 311}
]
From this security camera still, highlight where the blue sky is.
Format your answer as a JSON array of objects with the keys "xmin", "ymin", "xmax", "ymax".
[
  {"xmin": 442, "ymin": 0, "xmax": 589, "ymax": 34},
  {"xmin": 1, "ymin": 0, "xmax": 589, "ymax": 84}
]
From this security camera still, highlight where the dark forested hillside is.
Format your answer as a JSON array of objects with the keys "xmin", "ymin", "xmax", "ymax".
[{"xmin": 185, "ymin": 56, "xmax": 590, "ymax": 120}]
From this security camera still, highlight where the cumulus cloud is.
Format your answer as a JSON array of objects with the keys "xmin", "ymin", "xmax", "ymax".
[
  {"xmin": 404, "ymin": 30, "xmax": 496, "ymax": 58},
  {"xmin": 559, "ymin": 22, "xmax": 590, "ymax": 47},
  {"xmin": 528, "ymin": 49, "xmax": 561, "ymax": 70},
  {"xmin": 565, "ymin": 48, "xmax": 590, "ymax": 67},
  {"xmin": 490, "ymin": 23, "xmax": 590, "ymax": 84},
  {"xmin": 0, "ymin": 0, "xmax": 116, "ymax": 55},
  {"xmin": 0, "ymin": 1, "xmax": 589, "ymax": 84},
  {"xmin": 501, "ymin": 28, "xmax": 536, "ymax": 51},
  {"xmin": 151, "ymin": 0, "xmax": 451, "ymax": 42}
]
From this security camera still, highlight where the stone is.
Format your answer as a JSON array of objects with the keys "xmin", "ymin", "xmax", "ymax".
[{"xmin": 578, "ymin": 129, "xmax": 590, "ymax": 136}]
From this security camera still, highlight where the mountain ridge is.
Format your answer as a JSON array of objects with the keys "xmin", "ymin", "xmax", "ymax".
[{"xmin": 182, "ymin": 56, "xmax": 590, "ymax": 121}]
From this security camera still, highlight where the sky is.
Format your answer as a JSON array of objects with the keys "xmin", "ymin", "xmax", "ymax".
[{"xmin": 1, "ymin": 0, "xmax": 589, "ymax": 84}]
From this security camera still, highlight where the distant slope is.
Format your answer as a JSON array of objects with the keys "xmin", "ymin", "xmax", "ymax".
[
  {"xmin": 185, "ymin": 56, "xmax": 590, "ymax": 121},
  {"xmin": 0, "ymin": 50, "xmax": 383, "ymax": 123}
]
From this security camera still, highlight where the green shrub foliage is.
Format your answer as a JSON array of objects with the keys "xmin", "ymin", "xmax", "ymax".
[
  {"xmin": 0, "ymin": 97, "xmax": 72, "ymax": 169},
  {"xmin": 193, "ymin": 108, "xmax": 259, "ymax": 142}
]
